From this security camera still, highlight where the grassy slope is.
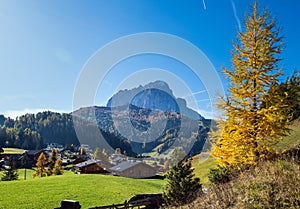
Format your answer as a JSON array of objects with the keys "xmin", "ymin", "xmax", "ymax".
[
  {"xmin": 273, "ymin": 119, "xmax": 300, "ymax": 150},
  {"xmin": 192, "ymin": 119, "xmax": 300, "ymax": 187},
  {"xmin": 191, "ymin": 153, "xmax": 216, "ymax": 187},
  {"xmin": 186, "ymin": 159, "xmax": 300, "ymax": 209},
  {"xmin": 185, "ymin": 120, "xmax": 300, "ymax": 208},
  {"xmin": 0, "ymin": 172, "xmax": 165, "ymax": 209}
]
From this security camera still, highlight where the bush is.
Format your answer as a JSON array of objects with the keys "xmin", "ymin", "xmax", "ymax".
[
  {"xmin": 208, "ymin": 165, "xmax": 238, "ymax": 184},
  {"xmin": 281, "ymin": 144, "xmax": 300, "ymax": 164},
  {"xmin": 185, "ymin": 159, "xmax": 300, "ymax": 209}
]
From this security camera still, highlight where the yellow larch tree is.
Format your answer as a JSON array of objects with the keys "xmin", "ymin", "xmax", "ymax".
[{"xmin": 211, "ymin": 2, "xmax": 292, "ymax": 168}]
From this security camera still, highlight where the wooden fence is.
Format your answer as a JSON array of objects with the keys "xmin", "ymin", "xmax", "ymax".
[
  {"xmin": 89, "ymin": 198, "xmax": 163, "ymax": 209},
  {"xmin": 55, "ymin": 194, "xmax": 164, "ymax": 209}
]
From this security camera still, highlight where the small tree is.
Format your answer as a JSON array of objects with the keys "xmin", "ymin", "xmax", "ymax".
[
  {"xmin": 93, "ymin": 147, "xmax": 102, "ymax": 159},
  {"xmin": 1, "ymin": 157, "xmax": 18, "ymax": 181},
  {"xmin": 79, "ymin": 147, "xmax": 87, "ymax": 156},
  {"xmin": 33, "ymin": 152, "xmax": 48, "ymax": 178},
  {"xmin": 93, "ymin": 147, "xmax": 109, "ymax": 161},
  {"xmin": 48, "ymin": 148, "xmax": 58, "ymax": 175},
  {"xmin": 102, "ymin": 148, "xmax": 108, "ymax": 159},
  {"xmin": 52, "ymin": 159, "xmax": 64, "ymax": 175},
  {"xmin": 115, "ymin": 148, "xmax": 121, "ymax": 155},
  {"xmin": 163, "ymin": 159, "xmax": 202, "ymax": 206}
]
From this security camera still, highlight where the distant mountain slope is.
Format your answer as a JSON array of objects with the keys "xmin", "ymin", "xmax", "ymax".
[
  {"xmin": 1, "ymin": 81, "xmax": 211, "ymax": 157},
  {"xmin": 72, "ymin": 80, "xmax": 209, "ymax": 155},
  {"xmin": 72, "ymin": 104, "xmax": 210, "ymax": 155},
  {"xmin": 0, "ymin": 112, "xmax": 135, "ymax": 156}
]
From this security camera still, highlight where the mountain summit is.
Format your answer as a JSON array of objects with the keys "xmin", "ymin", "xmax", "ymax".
[{"xmin": 107, "ymin": 80, "xmax": 203, "ymax": 120}]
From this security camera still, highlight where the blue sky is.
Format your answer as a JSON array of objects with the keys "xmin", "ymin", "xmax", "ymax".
[{"xmin": 0, "ymin": 0, "xmax": 299, "ymax": 119}]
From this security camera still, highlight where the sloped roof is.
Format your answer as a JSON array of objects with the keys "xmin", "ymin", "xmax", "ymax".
[
  {"xmin": 25, "ymin": 150, "xmax": 43, "ymax": 156},
  {"xmin": 75, "ymin": 159, "xmax": 101, "ymax": 168},
  {"xmin": 109, "ymin": 161, "xmax": 144, "ymax": 172}
]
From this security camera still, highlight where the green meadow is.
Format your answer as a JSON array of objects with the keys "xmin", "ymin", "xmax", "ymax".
[{"xmin": 0, "ymin": 171, "xmax": 165, "ymax": 209}]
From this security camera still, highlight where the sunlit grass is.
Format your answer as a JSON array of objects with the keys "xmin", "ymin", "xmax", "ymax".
[
  {"xmin": 0, "ymin": 172, "xmax": 165, "ymax": 209},
  {"xmin": 1, "ymin": 148, "xmax": 26, "ymax": 154},
  {"xmin": 192, "ymin": 152, "xmax": 217, "ymax": 187}
]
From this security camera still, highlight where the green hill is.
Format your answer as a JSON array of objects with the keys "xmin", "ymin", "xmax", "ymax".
[
  {"xmin": 186, "ymin": 119, "xmax": 300, "ymax": 208},
  {"xmin": 0, "ymin": 172, "xmax": 165, "ymax": 209},
  {"xmin": 192, "ymin": 119, "xmax": 300, "ymax": 187},
  {"xmin": 192, "ymin": 153, "xmax": 216, "ymax": 187},
  {"xmin": 273, "ymin": 119, "xmax": 300, "ymax": 150}
]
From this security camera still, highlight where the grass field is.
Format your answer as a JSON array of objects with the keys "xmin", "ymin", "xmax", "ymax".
[
  {"xmin": 1, "ymin": 148, "xmax": 26, "ymax": 154},
  {"xmin": 191, "ymin": 153, "xmax": 217, "ymax": 187},
  {"xmin": 0, "ymin": 172, "xmax": 165, "ymax": 209}
]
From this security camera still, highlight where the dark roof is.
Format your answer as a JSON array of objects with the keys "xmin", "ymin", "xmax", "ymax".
[
  {"xmin": 25, "ymin": 150, "xmax": 43, "ymax": 155},
  {"xmin": 75, "ymin": 159, "xmax": 101, "ymax": 168},
  {"xmin": 109, "ymin": 161, "xmax": 143, "ymax": 172}
]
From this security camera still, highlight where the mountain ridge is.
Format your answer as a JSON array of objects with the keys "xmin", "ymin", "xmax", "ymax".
[
  {"xmin": 1, "ymin": 81, "xmax": 209, "ymax": 156},
  {"xmin": 107, "ymin": 80, "xmax": 204, "ymax": 120}
]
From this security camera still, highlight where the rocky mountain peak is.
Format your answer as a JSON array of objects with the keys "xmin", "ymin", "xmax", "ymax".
[{"xmin": 106, "ymin": 80, "xmax": 203, "ymax": 120}]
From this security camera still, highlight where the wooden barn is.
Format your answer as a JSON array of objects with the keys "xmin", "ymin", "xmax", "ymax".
[
  {"xmin": 74, "ymin": 159, "xmax": 110, "ymax": 174},
  {"xmin": 109, "ymin": 160, "xmax": 157, "ymax": 178}
]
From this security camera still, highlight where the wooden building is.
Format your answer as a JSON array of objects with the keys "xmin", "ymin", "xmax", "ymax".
[
  {"xmin": 74, "ymin": 159, "xmax": 110, "ymax": 174},
  {"xmin": 109, "ymin": 161, "xmax": 157, "ymax": 178}
]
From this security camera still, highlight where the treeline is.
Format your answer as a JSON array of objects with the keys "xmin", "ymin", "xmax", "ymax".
[
  {"xmin": 0, "ymin": 112, "xmax": 79, "ymax": 150},
  {"xmin": 0, "ymin": 111, "xmax": 136, "ymax": 155},
  {"xmin": 0, "ymin": 106, "xmax": 212, "ymax": 156},
  {"xmin": 0, "ymin": 126, "xmax": 43, "ymax": 150}
]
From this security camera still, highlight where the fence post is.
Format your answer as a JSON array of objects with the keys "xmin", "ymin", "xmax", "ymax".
[{"xmin": 60, "ymin": 200, "xmax": 81, "ymax": 209}]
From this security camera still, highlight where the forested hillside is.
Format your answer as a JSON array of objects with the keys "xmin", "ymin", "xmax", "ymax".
[
  {"xmin": 0, "ymin": 112, "xmax": 78, "ymax": 150},
  {"xmin": 0, "ymin": 107, "xmax": 211, "ymax": 157}
]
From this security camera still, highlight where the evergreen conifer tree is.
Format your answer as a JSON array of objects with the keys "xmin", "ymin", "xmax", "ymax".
[
  {"xmin": 1, "ymin": 157, "xmax": 18, "ymax": 181},
  {"xmin": 163, "ymin": 159, "xmax": 202, "ymax": 206}
]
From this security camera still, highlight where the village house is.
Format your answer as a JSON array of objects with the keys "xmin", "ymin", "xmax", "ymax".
[
  {"xmin": 71, "ymin": 156, "xmax": 87, "ymax": 165},
  {"xmin": 109, "ymin": 160, "xmax": 157, "ymax": 178},
  {"xmin": 46, "ymin": 143, "xmax": 64, "ymax": 150},
  {"xmin": 74, "ymin": 159, "xmax": 111, "ymax": 174},
  {"xmin": 109, "ymin": 153, "xmax": 127, "ymax": 165},
  {"xmin": 20, "ymin": 150, "xmax": 45, "ymax": 168}
]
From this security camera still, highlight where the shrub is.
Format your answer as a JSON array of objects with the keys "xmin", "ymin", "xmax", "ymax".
[
  {"xmin": 185, "ymin": 159, "xmax": 300, "ymax": 209},
  {"xmin": 208, "ymin": 165, "xmax": 238, "ymax": 184}
]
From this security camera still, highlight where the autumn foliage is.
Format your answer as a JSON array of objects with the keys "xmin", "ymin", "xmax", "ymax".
[{"xmin": 211, "ymin": 2, "xmax": 294, "ymax": 168}]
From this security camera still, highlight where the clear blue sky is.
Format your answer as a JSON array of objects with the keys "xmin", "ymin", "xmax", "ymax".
[{"xmin": 0, "ymin": 0, "xmax": 299, "ymax": 119}]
